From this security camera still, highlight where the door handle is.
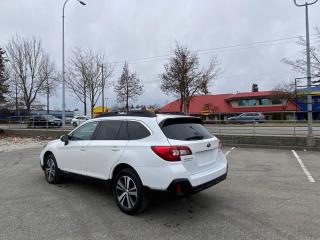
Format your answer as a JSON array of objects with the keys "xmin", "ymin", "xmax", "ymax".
[
  {"xmin": 80, "ymin": 147, "xmax": 86, "ymax": 151},
  {"xmin": 112, "ymin": 147, "xmax": 120, "ymax": 151}
]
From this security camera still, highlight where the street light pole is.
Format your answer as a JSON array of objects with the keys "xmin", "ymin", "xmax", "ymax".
[
  {"xmin": 62, "ymin": 0, "xmax": 86, "ymax": 128},
  {"xmin": 293, "ymin": 0, "xmax": 318, "ymax": 137}
]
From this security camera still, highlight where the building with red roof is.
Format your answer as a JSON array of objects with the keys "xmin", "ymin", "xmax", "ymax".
[{"xmin": 158, "ymin": 91, "xmax": 298, "ymax": 120}]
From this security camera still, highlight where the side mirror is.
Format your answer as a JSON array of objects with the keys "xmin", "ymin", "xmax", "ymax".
[{"xmin": 60, "ymin": 134, "xmax": 69, "ymax": 145}]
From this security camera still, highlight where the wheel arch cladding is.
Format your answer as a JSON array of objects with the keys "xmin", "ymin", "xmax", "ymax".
[
  {"xmin": 43, "ymin": 151, "xmax": 54, "ymax": 163},
  {"xmin": 112, "ymin": 163, "xmax": 139, "ymax": 180}
]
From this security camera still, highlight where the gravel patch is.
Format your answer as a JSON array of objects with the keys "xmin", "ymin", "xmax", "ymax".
[{"xmin": 0, "ymin": 136, "xmax": 50, "ymax": 152}]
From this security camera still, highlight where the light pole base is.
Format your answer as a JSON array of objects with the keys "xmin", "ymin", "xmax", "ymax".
[{"xmin": 306, "ymin": 136, "xmax": 316, "ymax": 147}]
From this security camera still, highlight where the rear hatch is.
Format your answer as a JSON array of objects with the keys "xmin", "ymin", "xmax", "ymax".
[{"xmin": 159, "ymin": 117, "xmax": 220, "ymax": 174}]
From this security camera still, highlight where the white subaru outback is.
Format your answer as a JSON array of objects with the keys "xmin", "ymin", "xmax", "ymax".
[{"xmin": 40, "ymin": 112, "xmax": 228, "ymax": 214}]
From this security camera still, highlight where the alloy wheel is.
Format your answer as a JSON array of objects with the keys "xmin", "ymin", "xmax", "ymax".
[
  {"xmin": 45, "ymin": 158, "xmax": 56, "ymax": 182},
  {"xmin": 116, "ymin": 176, "xmax": 138, "ymax": 209}
]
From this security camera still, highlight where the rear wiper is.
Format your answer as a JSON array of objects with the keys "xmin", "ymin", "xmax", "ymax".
[{"xmin": 186, "ymin": 135, "xmax": 204, "ymax": 140}]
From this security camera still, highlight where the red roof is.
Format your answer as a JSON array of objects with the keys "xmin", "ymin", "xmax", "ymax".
[
  {"xmin": 159, "ymin": 92, "xmax": 297, "ymax": 114},
  {"xmin": 225, "ymin": 91, "xmax": 275, "ymax": 101}
]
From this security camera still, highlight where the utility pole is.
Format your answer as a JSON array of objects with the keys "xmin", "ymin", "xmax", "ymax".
[
  {"xmin": 293, "ymin": 0, "xmax": 318, "ymax": 139},
  {"xmin": 15, "ymin": 82, "xmax": 19, "ymax": 116},
  {"xmin": 126, "ymin": 80, "xmax": 129, "ymax": 113},
  {"xmin": 100, "ymin": 64, "xmax": 105, "ymax": 110},
  {"xmin": 47, "ymin": 88, "xmax": 50, "ymax": 115}
]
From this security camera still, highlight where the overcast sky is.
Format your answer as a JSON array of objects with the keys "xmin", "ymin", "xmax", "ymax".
[{"xmin": 1, "ymin": 0, "xmax": 320, "ymax": 111}]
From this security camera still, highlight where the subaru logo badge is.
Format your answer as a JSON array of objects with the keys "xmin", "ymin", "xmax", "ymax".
[{"xmin": 207, "ymin": 143, "xmax": 211, "ymax": 148}]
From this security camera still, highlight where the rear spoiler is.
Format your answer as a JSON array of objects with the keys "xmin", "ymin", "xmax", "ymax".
[{"xmin": 159, "ymin": 117, "xmax": 203, "ymax": 128}]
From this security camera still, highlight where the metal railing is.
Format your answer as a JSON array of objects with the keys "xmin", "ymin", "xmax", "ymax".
[
  {"xmin": 6, "ymin": 116, "xmax": 68, "ymax": 129},
  {"xmin": 204, "ymin": 120, "xmax": 320, "ymax": 137},
  {"xmin": 3, "ymin": 117, "xmax": 320, "ymax": 137},
  {"xmin": 7, "ymin": 116, "xmax": 29, "ymax": 129}
]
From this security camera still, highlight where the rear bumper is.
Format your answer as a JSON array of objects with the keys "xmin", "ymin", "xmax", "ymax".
[
  {"xmin": 167, "ymin": 168, "xmax": 227, "ymax": 194},
  {"xmin": 136, "ymin": 150, "xmax": 228, "ymax": 191}
]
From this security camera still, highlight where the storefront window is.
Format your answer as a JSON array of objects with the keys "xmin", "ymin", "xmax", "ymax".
[
  {"xmin": 271, "ymin": 98, "xmax": 282, "ymax": 105},
  {"xmin": 239, "ymin": 99, "xmax": 257, "ymax": 106},
  {"xmin": 259, "ymin": 98, "xmax": 270, "ymax": 105},
  {"xmin": 248, "ymin": 99, "xmax": 256, "ymax": 106},
  {"xmin": 239, "ymin": 99, "xmax": 246, "ymax": 106}
]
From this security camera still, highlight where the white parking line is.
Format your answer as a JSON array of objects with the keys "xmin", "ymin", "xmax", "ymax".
[
  {"xmin": 292, "ymin": 150, "xmax": 315, "ymax": 183},
  {"xmin": 225, "ymin": 147, "xmax": 235, "ymax": 156}
]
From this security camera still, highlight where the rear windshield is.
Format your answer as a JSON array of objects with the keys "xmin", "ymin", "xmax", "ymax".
[{"xmin": 160, "ymin": 117, "xmax": 213, "ymax": 141}]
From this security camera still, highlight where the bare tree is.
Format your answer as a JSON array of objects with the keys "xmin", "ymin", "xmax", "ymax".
[
  {"xmin": 67, "ymin": 48, "xmax": 113, "ymax": 117},
  {"xmin": 160, "ymin": 43, "xmax": 221, "ymax": 113},
  {"xmin": 6, "ymin": 36, "xmax": 47, "ymax": 116},
  {"xmin": 0, "ymin": 47, "xmax": 9, "ymax": 104},
  {"xmin": 7, "ymin": 72, "xmax": 23, "ymax": 115},
  {"xmin": 282, "ymin": 28, "xmax": 320, "ymax": 79},
  {"xmin": 99, "ymin": 62, "xmax": 114, "ymax": 109},
  {"xmin": 66, "ymin": 48, "xmax": 88, "ymax": 115},
  {"xmin": 85, "ymin": 51, "xmax": 109, "ymax": 118},
  {"xmin": 40, "ymin": 54, "xmax": 57, "ymax": 114},
  {"xmin": 114, "ymin": 62, "xmax": 143, "ymax": 112},
  {"xmin": 271, "ymin": 82, "xmax": 295, "ymax": 120}
]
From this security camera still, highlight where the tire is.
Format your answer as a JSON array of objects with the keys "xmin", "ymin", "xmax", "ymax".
[
  {"xmin": 72, "ymin": 122, "xmax": 77, "ymax": 127},
  {"xmin": 44, "ymin": 153, "xmax": 62, "ymax": 184},
  {"xmin": 113, "ymin": 168, "xmax": 148, "ymax": 215}
]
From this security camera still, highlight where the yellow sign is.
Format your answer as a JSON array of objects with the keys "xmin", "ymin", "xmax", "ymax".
[
  {"xmin": 202, "ymin": 110, "xmax": 210, "ymax": 116},
  {"xmin": 93, "ymin": 106, "xmax": 110, "ymax": 114}
]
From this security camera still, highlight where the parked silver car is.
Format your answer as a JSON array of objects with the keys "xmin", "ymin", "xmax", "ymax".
[{"xmin": 227, "ymin": 112, "xmax": 265, "ymax": 123}]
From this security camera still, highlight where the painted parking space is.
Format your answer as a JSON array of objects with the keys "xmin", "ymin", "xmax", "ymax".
[
  {"xmin": 291, "ymin": 150, "xmax": 315, "ymax": 183},
  {"xmin": 294, "ymin": 149, "xmax": 320, "ymax": 183},
  {"xmin": 0, "ymin": 147, "xmax": 319, "ymax": 240},
  {"xmin": 221, "ymin": 147, "xmax": 320, "ymax": 239}
]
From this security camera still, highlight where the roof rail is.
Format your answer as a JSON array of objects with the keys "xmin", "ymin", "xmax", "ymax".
[
  {"xmin": 161, "ymin": 112, "xmax": 189, "ymax": 116},
  {"xmin": 95, "ymin": 110, "xmax": 156, "ymax": 118}
]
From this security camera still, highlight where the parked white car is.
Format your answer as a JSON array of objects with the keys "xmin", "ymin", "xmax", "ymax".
[
  {"xmin": 40, "ymin": 112, "xmax": 228, "ymax": 214},
  {"xmin": 71, "ymin": 116, "xmax": 90, "ymax": 127}
]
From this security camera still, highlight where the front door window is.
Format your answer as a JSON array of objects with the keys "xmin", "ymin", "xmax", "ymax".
[{"xmin": 70, "ymin": 121, "xmax": 98, "ymax": 140}]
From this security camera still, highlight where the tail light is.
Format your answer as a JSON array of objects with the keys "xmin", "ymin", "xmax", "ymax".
[{"xmin": 151, "ymin": 146, "xmax": 192, "ymax": 161}]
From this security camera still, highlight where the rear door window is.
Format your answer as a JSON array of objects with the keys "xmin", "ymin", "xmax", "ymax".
[
  {"xmin": 160, "ymin": 118, "xmax": 213, "ymax": 141},
  {"xmin": 95, "ymin": 120, "xmax": 128, "ymax": 140},
  {"xmin": 117, "ymin": 122, "xmax": 128, "ymax": 140},
  {"xmin": 95, "ymin": 121, "xmax": 122, "ymax": 140},
  {"xmin": 128, "ymin": 121, "xmax": 150, "ymax": 140}
]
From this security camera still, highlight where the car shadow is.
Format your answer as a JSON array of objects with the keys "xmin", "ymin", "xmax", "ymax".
[
  {"xmin": 52, "ymin": 174, "xmax": 226, "ymax": 220},
  {"xmin": 57, "ymin": 174, "xmax": 113, "ymax": 196}
]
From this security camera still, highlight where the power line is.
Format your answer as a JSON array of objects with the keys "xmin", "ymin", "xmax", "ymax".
[
  {"xmin": 55, "ymin": 34, "xmax": 319, "ymax": 88},
  {"xmin": 110, "ymin": 33, "xmax": 319, "ymax": 66},
  {"xmin": 195, "ymin": 35, "xmax": 317, "ymax": 54},
  {"xmin": 141, "ymin": 70, "xmax": 296, "ymax": 85}
]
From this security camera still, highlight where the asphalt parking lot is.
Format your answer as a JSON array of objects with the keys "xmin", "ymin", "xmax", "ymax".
[{"xmin": 0, "ymin": 147, "xmax": 319, "ymax": 240}]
